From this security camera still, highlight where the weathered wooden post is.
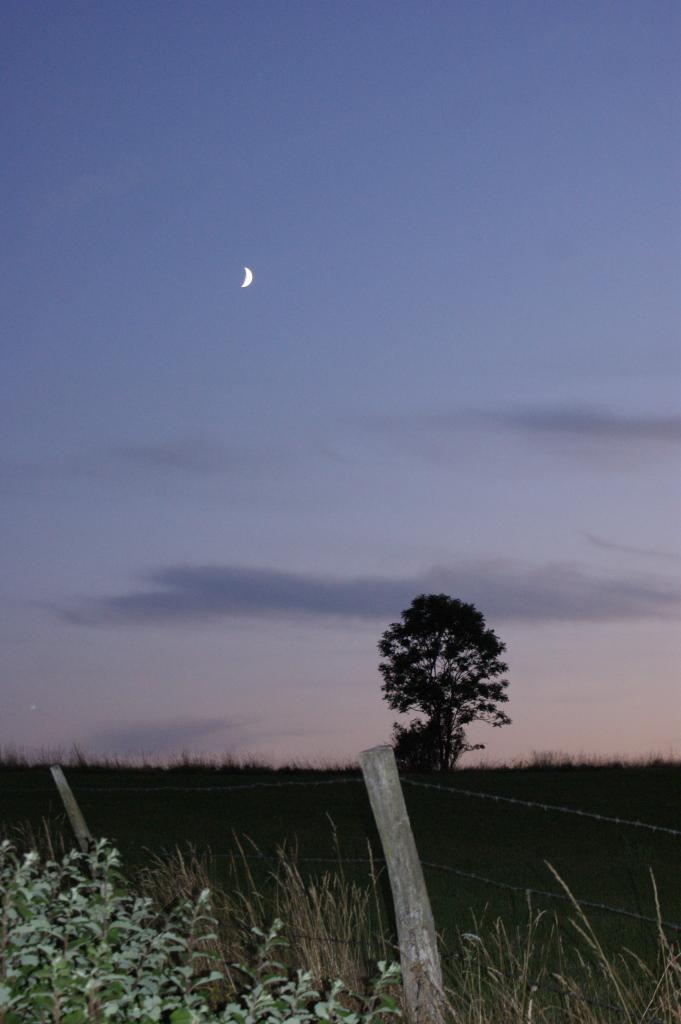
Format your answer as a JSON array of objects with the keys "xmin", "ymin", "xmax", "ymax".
[
  {"xmin": 50, "ymin": 765, "xmax": 93, "ymax": 853},
  {"xmin": 359, "ymin": 745, "xmax": 444, "ymax": 1024}
]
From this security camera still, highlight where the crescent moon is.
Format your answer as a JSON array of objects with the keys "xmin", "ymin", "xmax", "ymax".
[{"xmin": 241, "ymin": 266, "xmax": 253, "ymax": 288}]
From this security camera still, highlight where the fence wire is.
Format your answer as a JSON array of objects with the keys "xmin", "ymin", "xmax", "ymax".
[
  {"xmin": 401, "ymin": 777, "xmax": 681, "ymax": 837},
  {"xmin": 137, "ymin": 844, "xmax": 668, "ymax": 1019},
  {"xmin": 187, "ymin": 849, "xmax": 681, "ymax": 935},
  {"xmin": 419, "ymin": 859, "xmax": 681, "ymax": 933},
  {"xmin": 8, "ymin": 770, "xmax": 680, "ymax": 838},
  {"xmin": 6, "ymin": 771, "xmax": 680, "ymax": 840},
  {"xmin": 6, "ymin": 767, "xmax": 680, "ymax": 937},
  {"xmin": 0, "ymin": 777, "xmax": 364, "ymax": 795}
]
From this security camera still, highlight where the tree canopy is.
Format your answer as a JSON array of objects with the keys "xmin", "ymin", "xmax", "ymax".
[{"xmin": 378, "ymin": 593, "xmax": 511, "ymax": 771}]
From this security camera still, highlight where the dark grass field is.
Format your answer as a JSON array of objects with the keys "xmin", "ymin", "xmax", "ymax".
[{"xmin": 1, "ymin": 756, "xmax": 679, "ymax": 969}]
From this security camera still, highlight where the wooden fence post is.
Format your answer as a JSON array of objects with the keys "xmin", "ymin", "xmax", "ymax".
[
  {"xmin": 359, "ymin": 745, "xmax": 444, "ymax": 1024},
  {"xmin": 50, "ymin": 765, "xmax": 93, "ymax": 853}
]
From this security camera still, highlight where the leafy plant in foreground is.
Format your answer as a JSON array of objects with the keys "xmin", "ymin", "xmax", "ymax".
[{"xmin": 0, "ymin": 839, "xmax": 401, "ymax": 1024}]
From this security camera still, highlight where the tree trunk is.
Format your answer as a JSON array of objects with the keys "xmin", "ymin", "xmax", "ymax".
[
  {"xmin": 433, "ymin": 708, "xmax": 443, "ymax": 771},
  {"xmin": 441, "ymin": 707, "xmax": 453, "ymax": 771}
]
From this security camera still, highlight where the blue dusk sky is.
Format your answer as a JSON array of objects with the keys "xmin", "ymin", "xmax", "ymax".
[{"xmin": 2, "ymin": 1, "xmax": 680, "ymax": 764}]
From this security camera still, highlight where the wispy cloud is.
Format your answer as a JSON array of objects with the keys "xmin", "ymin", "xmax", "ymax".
[
  {"xmin": 85, "ymin": 716, "xmax": 245, "ymax": 756},
  {"xmin": 84, "ymin": 716, "xmax": 318, "ymax": 756},
  {"xmin": 0, "ymin": 437, "xmax": 273, "ymax": 495},
  {"xmin": 585, "ymin": 532, "xmax": 681, "ymax": 563},
  {"xmin": 104, "ymin": 438, "xmax": 264, "ymax": 476},
  {"xmin": 60, "ymin": 560, "xmax": 681, "ymax": 628},
  {"xmin": 495, "ymin": 406, "xmax": 681, "ymax": 443},
  {"xmin": 364, "ymin": 405, "xmax": 681, "ymax": 445},
  {"xmin": 360, "ymin": 404, "xmax": 681, "ymax": 469}
]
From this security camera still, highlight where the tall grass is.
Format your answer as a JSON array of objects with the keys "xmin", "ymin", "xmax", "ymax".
[
  {"xmin": 4, "ymin": 819, "xmax": 678, "ymax": 1021},
  {"xmin": 135, "ymin": 838, "xmax": 394, "ymax": 996}
]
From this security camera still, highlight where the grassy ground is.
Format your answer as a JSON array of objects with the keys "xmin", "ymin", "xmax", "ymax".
[
  {"xmin": 2, "ymin": 752, "xmax": 680, "ymax": 1020},
  {"xmin": 1, "ymin": 751, "xmax": 679, "ymax": 976},
  {"xmin": 3, "ymin": 830, "xmax": 679, "ymax": 1022}
]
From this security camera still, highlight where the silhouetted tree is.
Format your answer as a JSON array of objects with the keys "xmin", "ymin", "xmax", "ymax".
[{"xmin": 378, "ymin": 594, "xmax": 511, "ymax": 771}]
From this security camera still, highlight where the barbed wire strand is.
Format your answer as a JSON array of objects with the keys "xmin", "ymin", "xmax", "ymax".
[
  {"xmin": 174, "ymin": 848, "xmax": 681, "ymax": 934},
  {"xmin": 141, "ymin": 842, "xmax": 657, "ymax": 1014},
  {"xmin": 148, "ymin": 842, "xmax": 658, "ymax": 1019},
  {"xmin": 6, "ymin": 770, "xmax": 681, "ymax": 933},
  {"xmin": 418, "ymin": 859, "xmax": 681, "ymax": 933},
  {"xmin": 6, "ymin": 769, "xmax": 681, "ymax": 836},
  {"xmin": 0, "ymin": 778, "xmax": 364, "ymax": 795},
  {"xmin": 401, "ymin": 778, "xmax": 681, "ymax": 837},
  {"xmin": 7, "ymin": 774, "xmax": 675, "ymax": 839},
  {"xmin": 1, "ymin": 829, "xmax": 667, "ymax": 1018},
  {"xmin": 189, "ymin": 841, "xmax": 665, "ymax": 1020}
]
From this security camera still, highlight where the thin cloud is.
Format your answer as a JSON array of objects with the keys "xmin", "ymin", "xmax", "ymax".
[
  {"xmin": 85, "ymin": 716, "xmax": 320, "ymax": 757},
  {"xmin": 105, "ymin": 438, "xmax": 263, "ymax": 476},
  {"xmin": 86, "ymin": 717, "xmax": 246, "ymax": 756},
  {"xmin": 497, "ymin": 406, "xmax": 681, "ymax": 443},
  {"xmin": 0, "ymin": 437, "xmax": 273, "ymax": 493},
  {"xmin": 585, "ymin": 532, "xmax": 681, "ymax": 563},
  {"xmin": 359, "ymin": 405, "xmax": 681, "ymax": 471},
  {"xmin": 60, "ymin": 560, "xmax": 681, "ymax": 627},
  {"xmin": 363, "ymin": 406, "xmax": 681, "ymax": 444}
]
